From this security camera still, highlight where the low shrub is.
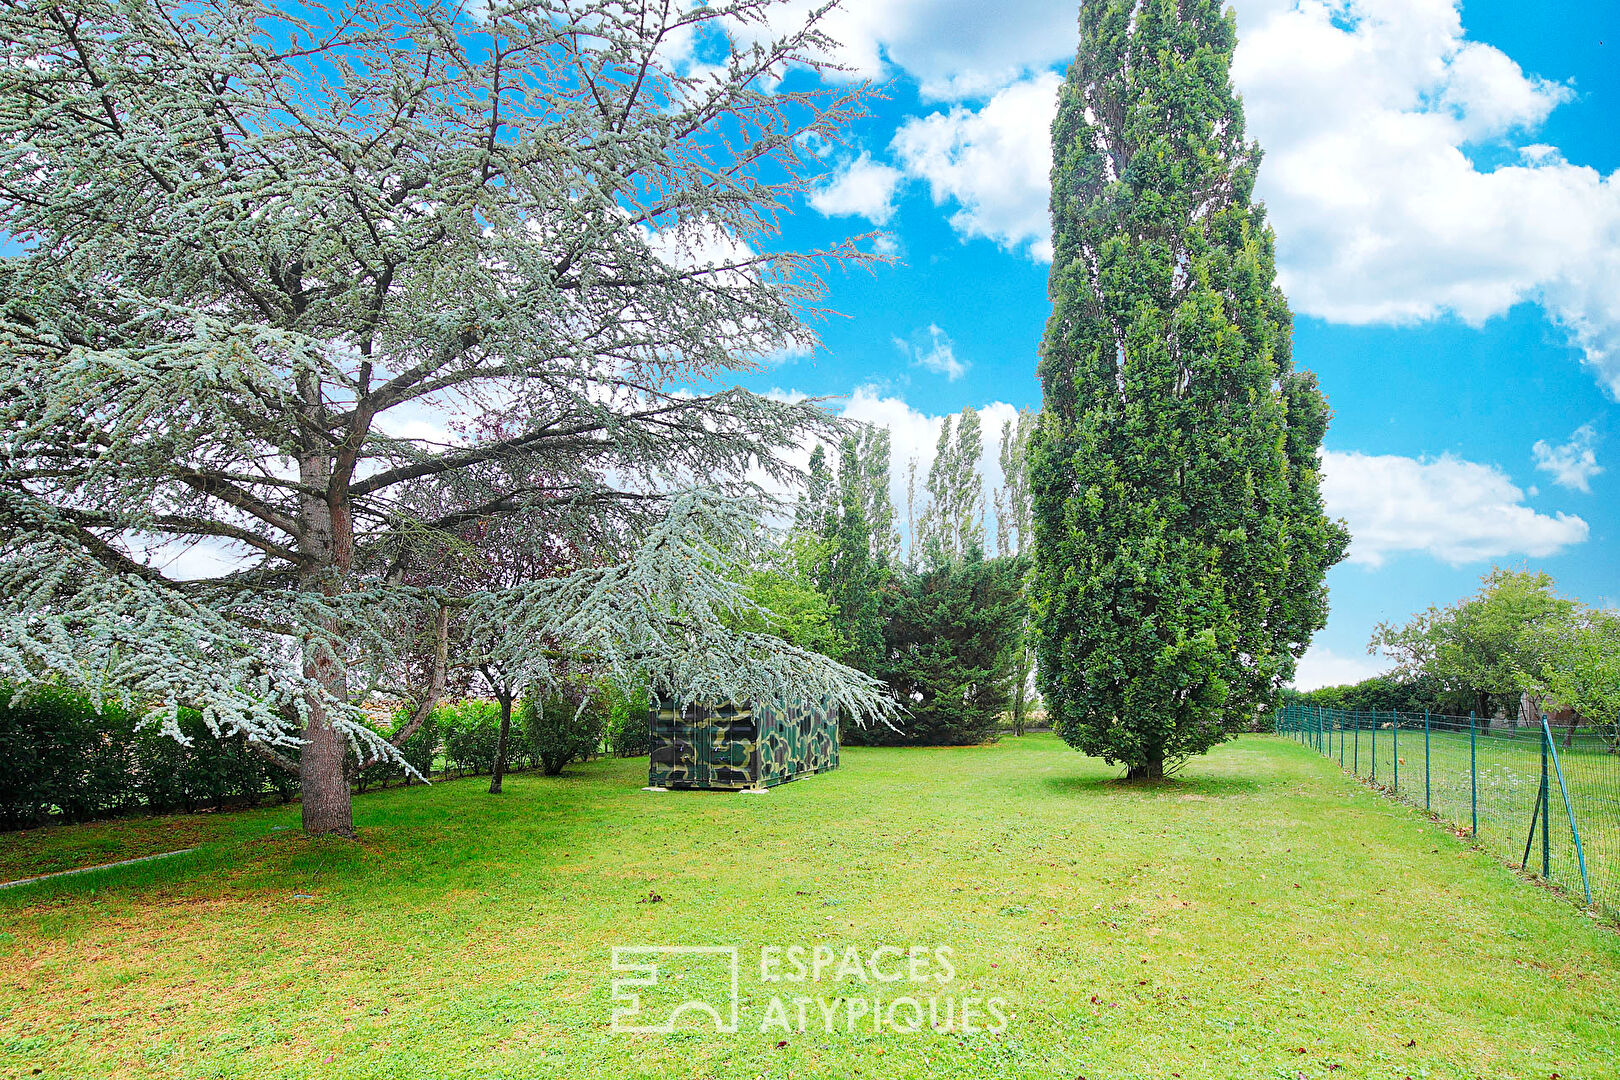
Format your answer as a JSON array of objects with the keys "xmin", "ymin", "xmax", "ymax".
[
  {"xmin": 522, "ymin": 686, "xmax": 606, "ymax": 776},
  {"xmin": 603, "ymin": 683, "xmax": 651, "ymax": 757},
  {"xmin": 441, "ymin": 699, "xmax": 503, "ymax": 775}
]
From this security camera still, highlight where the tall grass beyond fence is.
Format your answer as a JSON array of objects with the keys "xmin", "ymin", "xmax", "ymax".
[{"xmin": 1274, "ymin": 703, "xmax": 1620, "ymax": 921}]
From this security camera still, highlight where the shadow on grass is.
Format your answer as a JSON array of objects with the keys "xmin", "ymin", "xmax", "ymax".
[{"xmin": 1041, "ymin": 773, "xmax": 1264, "ymax": 799}]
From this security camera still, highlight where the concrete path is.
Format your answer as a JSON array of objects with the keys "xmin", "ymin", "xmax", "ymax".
[{"xmin": 0, "ymin": 847, "xmax": 198, "ymax": 890}]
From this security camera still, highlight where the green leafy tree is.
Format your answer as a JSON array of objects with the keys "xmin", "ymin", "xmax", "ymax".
[
  {"xmin": 735, "ymin": 532, "xmax": 848, "ymax": 660},
  {"xmin": 1525, "ymin": 608, "xmax": 1620, "ymax": 745},
  {"xmin": 1372, "ymin": 568, "xmax": 1577, "ymax": 720},
  {"xmin": 1031, "ymin": 0, "xmax": 1348, "ymax": 779},
  {"xmin": 855, "ymin": 553, "xmax": 1024, "ymax": 746}
]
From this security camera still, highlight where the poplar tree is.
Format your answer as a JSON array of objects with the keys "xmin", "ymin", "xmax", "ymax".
[
  {"xmin": 993, "ymin": 407, "xmax": 1038, "ymax": 735},
  {"xmin": 1031, "ymin": 0, "xmax": 1347, "ymax": 779},
  {"xmin": 993, "ymin": 408, "xmax": 1036, "ymax": 559},
  {"xmin": 795, "ymin": 446, "xmax": 836, "ymax": 538},
  {"xmin": 919, "ymin": 407, "xmax": 985, "ymax": 567},
  {"xmin": 825, "ymin": 436, "xmax": 882, "ymax": 672},
  {"xmin": 857, "ymin": 426, "xmax": 900, "ymax": 565},
  {"xmin": 792, "ymin": 427, "xmax": 892, "ymax": 673}
]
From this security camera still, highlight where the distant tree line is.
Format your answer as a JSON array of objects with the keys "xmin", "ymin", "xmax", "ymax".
[
  {"xmin": 1289, "ymin": 568, "xmax": 1619, "ymax": 738},
  {"xmin": 1280, "ymin": 676, "xmax": 1449, "ymax": 718}
]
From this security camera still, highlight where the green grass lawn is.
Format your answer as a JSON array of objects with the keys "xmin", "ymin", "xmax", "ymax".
[
  {"xmin": 2, "ymin": 734, "xmax": 1617, "ymax": 1080},
  {"xmin": 1289, "ymin": 719, "xmax": 1620, "ymax": 917}
]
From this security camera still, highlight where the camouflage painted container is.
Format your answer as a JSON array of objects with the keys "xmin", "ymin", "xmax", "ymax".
[{"xmin": 648, "ymin": 695, "xmax": 838, "ymax": 790}]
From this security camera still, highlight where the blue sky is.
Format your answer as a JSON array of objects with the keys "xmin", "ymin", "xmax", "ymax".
[{"xmin": 687, "ymin": 0, "xmax": 1620, "ymax": 689}]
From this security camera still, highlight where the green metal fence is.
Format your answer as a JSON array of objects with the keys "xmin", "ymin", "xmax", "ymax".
[{"xmin": 1273, "ymin": 702, "xmax": 1620, "ymax": 921}]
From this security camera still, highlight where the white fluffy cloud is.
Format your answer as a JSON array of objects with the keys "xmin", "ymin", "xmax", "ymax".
[
  {"xmin": 1532, "ymin": 424, "xmax": 1603, "ymax": 492},
  {"xmin": 890, "ymin": 73, "xmax": 1061, "ymax": 262},
  {"xmin": 1230, "ymin": 0, "xmax": 1620, "ymax": 391},
  {"xmin": 892, "ymin": 324, "xmax": 968, "ymax": 380},
  {"xmin": 807, "ymin": 0, "xmax": 1620, "ymax": 393},
  {"xmin": 1321, "ymin": 449, "xmax": 1589, "ymax": 566},
  {"xmin": 1291, "ymin": 645, "xmax": 1389, "ymax": 691},
  {"xmin": 809, "ymin": 153, "xmax": 905, "ymax": 225},
  {"xmin": 720, "ymin": 0, "xmax": 1073, "ymax": 101}
]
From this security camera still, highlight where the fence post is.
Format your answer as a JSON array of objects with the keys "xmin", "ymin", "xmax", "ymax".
[
  {"xmin": 1392, "ymin": 708, "xmax": 1399, "ymax": 793},
  {"xmin": 1541, "ymin": 715, "xmax": 1593, "ymax": 907},
  {"xmin": 1424, "ymin": 708, "xmax": 1431, "ymax": 811},
  {"xmin": 1354, "ymin": 710, "xmax": 1360, "ymax": 774},
  {"xmin": 1339, "ymin": 710, "xmax": 1345, "ymax": 768},
  {"xmin": 1371, "ymin": 712, "xmax": 1377, "ymax": 782},
  {"xmin": 1469, "ymin": 711, "xmax": 1477, "ymax": 838},
  {"xmin": 1540, "ymin": 725, "xmax": 1551, "ymax": 880}
]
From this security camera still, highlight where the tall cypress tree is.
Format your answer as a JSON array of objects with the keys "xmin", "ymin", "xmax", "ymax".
[{"xmin": 1031, "ymin": 0, "xmax": 1348, "ymax": 779}]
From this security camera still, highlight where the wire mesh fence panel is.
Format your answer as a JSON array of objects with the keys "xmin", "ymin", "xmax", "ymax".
[{"xmin": 1274, "ymin": 703, "xmax": 1619, "ymax": 921}]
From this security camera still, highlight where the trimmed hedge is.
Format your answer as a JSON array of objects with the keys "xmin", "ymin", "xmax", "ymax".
[
  {"xmin": 0, "ymin": 680, "xmax": 650, "ymax": 830},
  {"xmin": 0, "ymin": 684, "xmax": 295, "ymax": 830},
  {"xmin": 356, "ymin": 708, "xmax": 440, "ymax": 793}
]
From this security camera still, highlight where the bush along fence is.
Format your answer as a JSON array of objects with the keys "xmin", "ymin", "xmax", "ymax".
[
  {"xmin": 1274, "ymin": 702, "xmax": 1619, "ymax": 921},
  {"xmin": 0, "ymin": 685, "xmax": 296, "ymax": 830},
  {"xmin": 2, "ymin": 682, "xmax": 645, "ymax": 830}
]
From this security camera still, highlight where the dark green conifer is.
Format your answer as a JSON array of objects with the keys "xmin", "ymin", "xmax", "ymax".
[{"xmin": 1031, "ymin": 0, "xmax": 1349, "ymax": 778}]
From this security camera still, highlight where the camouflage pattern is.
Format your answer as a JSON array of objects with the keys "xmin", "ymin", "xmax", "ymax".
[
  {"xmin": 648, "ymin": 700, "xmax": 758, "ymax": 789},
  {"xmin": 756, "ymin": 695, "xmax": 838, "ymax": 788},
  {"xmin": 648, "ymin": 695, "xmax": 837, "ymax": 789}
]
